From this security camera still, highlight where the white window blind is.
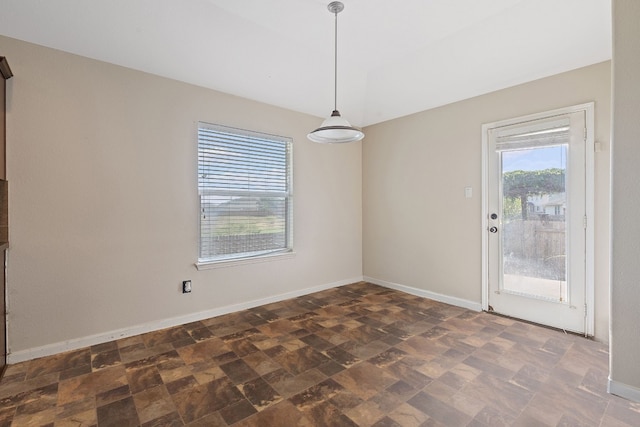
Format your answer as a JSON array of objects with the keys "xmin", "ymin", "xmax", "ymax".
[
  {"xmin": 495, "ymin": 116, "xmax": 571, "ymax": 151},
  {"xmin": 198, "ymin": 122, "xmax": 293, "ymax": 263}
]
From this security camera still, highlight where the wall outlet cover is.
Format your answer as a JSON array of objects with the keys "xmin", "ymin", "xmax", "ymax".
[{"xmin": 182, "ymin": 280, "xmax": 192, "ymax": 293}]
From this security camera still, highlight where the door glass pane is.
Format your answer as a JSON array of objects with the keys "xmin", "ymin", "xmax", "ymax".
[{"xmin": 501, "ymin": 145, "xmax": 567, "ymax": 302}]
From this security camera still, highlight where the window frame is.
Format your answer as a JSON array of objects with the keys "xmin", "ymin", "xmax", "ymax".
[{"xmin": 195, "ymin": 122, "xmax": 294, "ymax": 269}]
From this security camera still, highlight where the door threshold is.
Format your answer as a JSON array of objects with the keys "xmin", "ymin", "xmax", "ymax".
[{"xmin": 483, "ymin": 310, "xmax": 593, "ymax": 340}]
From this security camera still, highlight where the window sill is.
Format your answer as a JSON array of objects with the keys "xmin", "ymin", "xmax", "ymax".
[{"xmin": 195, "ymin": 250, "xmax": 296, "ymax": 270}]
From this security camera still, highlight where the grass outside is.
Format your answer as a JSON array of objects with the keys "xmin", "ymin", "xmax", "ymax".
[{"xmin": 203, "ymin": 215, "xmax": 284, "ymax": 236}]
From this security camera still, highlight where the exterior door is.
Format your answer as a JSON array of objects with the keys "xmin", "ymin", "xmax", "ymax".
[{"xmin": 483, "ymin": 105, "xmax": 593, "ymax": 334}]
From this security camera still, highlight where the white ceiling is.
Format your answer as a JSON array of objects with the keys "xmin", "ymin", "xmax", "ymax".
[{"xmin": 0, "ymin": 0, "xmax": 611, "ymax": 127}]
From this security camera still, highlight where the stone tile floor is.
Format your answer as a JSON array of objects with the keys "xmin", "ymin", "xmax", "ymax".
[{"xmin": 0, "ymin": 282, "xmax": 638, "ymax": 426}]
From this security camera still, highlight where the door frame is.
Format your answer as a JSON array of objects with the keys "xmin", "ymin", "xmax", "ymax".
[{"xmin": 481, "ymin": 103, "xmax": 595, "ymax": 336}]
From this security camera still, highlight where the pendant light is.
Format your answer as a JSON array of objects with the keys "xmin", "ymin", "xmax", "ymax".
[{"xmin": 308, "ymin": 1, "xmax": 364, "ymax": 144}]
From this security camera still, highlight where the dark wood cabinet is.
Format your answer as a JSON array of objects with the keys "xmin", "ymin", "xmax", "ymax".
[{"xmin": 0, "ymin": 56, "xmax": 11, "ymax": 377}]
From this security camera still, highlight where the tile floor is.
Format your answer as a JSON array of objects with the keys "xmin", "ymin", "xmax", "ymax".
[{"xmin": 0, "ymin": 282, "xmax": 638, "ymax": 426}]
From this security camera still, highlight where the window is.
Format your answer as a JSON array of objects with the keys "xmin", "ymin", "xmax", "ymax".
[{"xmin": 197, "ymin": 122, "xmax": 293, "ymax": 265}]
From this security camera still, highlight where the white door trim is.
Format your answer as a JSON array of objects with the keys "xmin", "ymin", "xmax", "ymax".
[{"xmin": 481, "ymin": 103, "xmax": 595, "ymax": 336}]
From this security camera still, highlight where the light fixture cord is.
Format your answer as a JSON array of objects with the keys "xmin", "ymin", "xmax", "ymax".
[{"xmin": 333, "ymin": 9, "xmax": 338, "ymax": 112}]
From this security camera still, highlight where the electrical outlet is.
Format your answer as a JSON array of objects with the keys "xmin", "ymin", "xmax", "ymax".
[{"xmin": 182, "ymin": 280, "xmax": 192, "ymax": 294}]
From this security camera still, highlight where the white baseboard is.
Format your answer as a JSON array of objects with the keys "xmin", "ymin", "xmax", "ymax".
[
  {"xmin": 8, "ymin": 276, "xmax": 364, "ymax": 364},
  {"xmin": 608, "ymin": 378, "xmax": 640, "ymax": 402},
  {"xmin": 364, "ymin": 276, "xmax": 482, "ymax": 312}
]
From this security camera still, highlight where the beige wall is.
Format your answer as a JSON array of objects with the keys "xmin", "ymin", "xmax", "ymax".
[
  {"xmin": 1, "ymin": 36, "xmax": 363, "ymax": 358},
  {"xmin": 0, "ymin": 33, "xmax": 618, "ymax": 361},
  {"xmin": 610, "ymin": 0, "xmax": 640, "ymax": 399},
  {"xmin": 363, "ymin": 61, "xmax": 611, "ymax": 341}
]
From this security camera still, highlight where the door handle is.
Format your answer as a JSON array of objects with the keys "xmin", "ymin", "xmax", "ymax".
[{"xmin": 489, "ymin": 226, "xmax": 498, "ymax": 233}]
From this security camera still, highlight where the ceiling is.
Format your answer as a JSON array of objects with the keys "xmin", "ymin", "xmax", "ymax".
[{"xmin": 0, "ymin": 0, "xmax": 611, "ymax": 127}]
